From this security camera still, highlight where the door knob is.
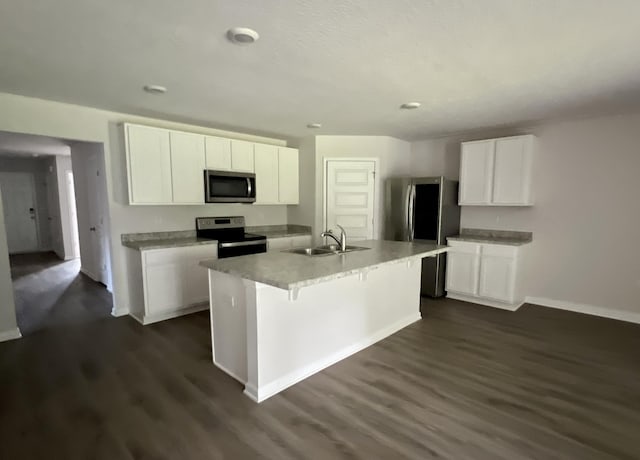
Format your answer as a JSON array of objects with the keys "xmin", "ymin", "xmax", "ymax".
[{"xmin": 90, "ymin": 227, "xmax": 96, "ymax": 231}]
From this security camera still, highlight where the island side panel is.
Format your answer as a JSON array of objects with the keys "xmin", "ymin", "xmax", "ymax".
[
  {"xmin": 208, "ymin": 270, "xmax": 249, "ymax": 383},
  {"xmin": 245, "ymin": 259, "xmax": 423, "ymax": 403}
]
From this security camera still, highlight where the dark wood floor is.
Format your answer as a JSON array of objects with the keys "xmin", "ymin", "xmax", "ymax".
[
  {"xmin": 9, "ymin": 252, "xmax": 112, "ymax": 334},
  {"xmin": 1, "ymin": 257, "xmax": 639, "ymax": 459}
]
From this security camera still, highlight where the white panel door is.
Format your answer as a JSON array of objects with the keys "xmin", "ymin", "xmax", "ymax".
[
  {"xmin": 459, "ymin": 140, "xmax": 494, "ymax": 205},
  {"xmin": 230, "ymin": 140, "xmax": 255, "ymax": 172},
  {"xmin": 325, "ymin": 160, "xmax": 375, "ymax": 241},
  {"xmin": 278, "ymin": 147, "xmax": 299, "ymax": 204},
  {"xmin": 254, "ymin": 143, "xmax": 279, "ymax": 204},
  {"xmin": 125, "ymin": 124, "xmax": 172, "ymax": 204},
  {"xmin": 445, "ymin": 251, "xmax": 480, "ymax": 296},
  {"xmin": 479, "ymin": 255, "xmax": 517, "ymax": 303},
  {"xmin": 85, "ymin": 151, "xmax": 110, "ymax": 284},
  {"xmin": 492, "ymin": 136, "xmax": 534, "ymax": 205},
  {"xmin": 170, "ymin": 131, "xmax": 206, "ymax": 204},
  {"xmin": 205, "ymin": 136, "xmax": 232, "ymax": 171},
  {"xmin": 0, "ymin": 172, "xmax": 39, "ymax": 254}
]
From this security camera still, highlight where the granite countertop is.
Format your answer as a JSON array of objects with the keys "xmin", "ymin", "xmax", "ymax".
[
  {"xmin": 199, "ymin": 240, "xmax": 448, "ymax": 290},
  {"xmin": 448, "ymin": 228, "xmax": 533, "ymax": 246},
  {"xmin": 122, "ymin": 237, "xmax": 218, "ymax": 250},
  {"xmin": 121, "ymin": 224, "xmax": 312, "ymax": 251}
]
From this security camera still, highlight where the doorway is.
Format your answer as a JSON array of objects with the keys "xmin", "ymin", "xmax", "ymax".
[
  {"xmin": 0, "ymin": 171, "xmax": 40, "ymax": 254},
  {"xmin": 323, "ymin": 159, "xmax": 377, "ymax": 241},
  {"xmin": 0, "ymin": 131, "xmax": 113, "ymax": 336}
]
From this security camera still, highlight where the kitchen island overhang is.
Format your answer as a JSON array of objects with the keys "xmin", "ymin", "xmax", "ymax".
[{"xmin": 200, "ymin": 240, "xmax": 448, "ymax": 402}]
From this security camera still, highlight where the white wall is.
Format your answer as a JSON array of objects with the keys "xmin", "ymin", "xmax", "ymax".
[
  {"xmin": 287, "ymin": 136, "xmax": 316, "ymax": 228},
  {"xmin": 54, "ymin": 156, "xmax": 78, "ymax": 260},
  {"xmin": 313, "ymin": 136, "xmax": 411, "ymax": 241},
  {"xmin": 0, "ymin": 92, "xmax": 290, "ymax": 317},
  {"xmin": 0, "ymin": 187, "xmax": 20, "ymax": 340},
  {"xmin": 410, "ymin": 112, "xmax": 640, "ymax": 316},
  {"xmin": 0, "ymin": 156, "xmax": 52, "ymax": 252}
]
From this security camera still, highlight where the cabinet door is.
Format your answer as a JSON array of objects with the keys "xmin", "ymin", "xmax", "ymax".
[
  {"xmin": 205, "ymin": 136, "xmax": 232, "ymax": 171},
  {"xmin": 278, "ymin": 147, "xmax": 299, "ymax": 204},
  {"xmin": 290, "ymin": 235, "xmax": 312, "ymax": 248},
  {"xmin": 459, "ymin": 140, "xmax": 494, "ymax": 205},
  {"xmin": 267, "ymin": 237, "xmax": 292, "ymax": 252},
  {"xmin": 445, "ymin": 243, "xmax": 481, "ymax": 295},
  {"xmin": 170, "ymin": 131, "xmax": 206, "ymax": 204},
  {"xmin": 492, "ymin": 136, "xmax": 534, "ymax": 205},
  {"xmin": 230, "ymin": 140, "xmax": 255, "ymax": 172},
  {"xmin": 125, "ymin": 124, "xmax": 172, "ymax": 204},
  {"xmin": 254, "ymin": 143, "xmax": 279, "ymax": 204},
  {"xmin": 479, "ymin": 254, "xmax": 517, "ymax": 303},
  {"xmin": 145, "ymin": 262, "xmax": 184, "ymax": 314}
]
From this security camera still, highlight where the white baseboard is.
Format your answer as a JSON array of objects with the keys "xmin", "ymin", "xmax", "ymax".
[
  {"xmin": 447, "ymin": 293, "xmax": 523, "ymax": 311},
  {"xmin": 80, "ymin": 267, "xmax": 98, "ymax": 281},
  {"xmin": 525, "ymin": 296, "xmax": 640, "ymax": 325},
  {"xmin": 0, "ymin": 327, "xmax": 22, "ymax": 342},
  {"xmin": 111, "ymin": 307, "xmax": 129, "ymax": 318},
  {"xmin": 244, "ymin": 312, "xmax": 422, "ymax": 403},
  {"xmin": 138, "ymin": 303, "xmax": 209, "ymax": 325}
]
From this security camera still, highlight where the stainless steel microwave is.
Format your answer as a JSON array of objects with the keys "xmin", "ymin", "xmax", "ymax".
[{"xmin": 204, "ymin": 170, "xmax": 256, "ymax": 203}]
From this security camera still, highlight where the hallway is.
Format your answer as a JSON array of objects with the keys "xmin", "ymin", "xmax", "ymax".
[{"xmin": 9, "ymin": 252, "xmax": 112, "ymax": 334}]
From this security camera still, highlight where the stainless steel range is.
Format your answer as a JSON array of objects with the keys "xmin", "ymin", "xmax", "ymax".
[{"xmin": 196, "ymin": 216, "xmax": 267, "ymax": 258}]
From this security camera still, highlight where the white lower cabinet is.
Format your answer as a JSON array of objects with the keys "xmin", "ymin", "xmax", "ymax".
[
  {"xmin": 445, "ymin": 245, "xmax": 480, "ymax": 296},
  {"xmin": 267, "ymin": 235, "xmax": 312, "ymax": 252},
  {"xmin": 446, "ymin": 240, "xmax": 526, "ymax": 310},
  {"xmin": 127, "ymin": 244, "xmax": 218, "ymax": 324}
]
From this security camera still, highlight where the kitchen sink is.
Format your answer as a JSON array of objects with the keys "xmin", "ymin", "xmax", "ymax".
[{"xmin": 283, "ymin": 245, "xmax": 370, "ymax": 257}]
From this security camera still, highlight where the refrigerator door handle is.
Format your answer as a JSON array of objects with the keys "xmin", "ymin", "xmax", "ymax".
[{"xmin": 408, "ymin": 185, "xmax": 416, "ymax": 241}]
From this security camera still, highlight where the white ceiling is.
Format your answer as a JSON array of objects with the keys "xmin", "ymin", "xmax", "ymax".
[
  {"xmin": 1, "ymin": 1, "xmax": 640, "ymax": 140},
  {"xmin": 0, "ymin": 131, "xmax": 71, "ymax": 157}
]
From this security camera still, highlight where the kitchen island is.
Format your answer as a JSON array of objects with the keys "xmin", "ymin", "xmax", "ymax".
[{"xmin": 200, "ymin": 240, "xmax": 448, "ymax": 402}]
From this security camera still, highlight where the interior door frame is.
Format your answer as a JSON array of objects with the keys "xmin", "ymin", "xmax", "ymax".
[
  {"xmin": 0, "ymin": 171, "xmax": 41, "ymax": 253},
  {"xmin": 322, "ymin": 157, "xmax": 379, "ymax": 240}
]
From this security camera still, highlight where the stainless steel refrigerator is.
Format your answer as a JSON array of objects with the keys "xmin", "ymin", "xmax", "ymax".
[{"xmin": 384, "ymin": 176, "xmax": 460, "ymax": 297}]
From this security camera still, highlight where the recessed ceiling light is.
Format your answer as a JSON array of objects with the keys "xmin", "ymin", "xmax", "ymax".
[
  {"xmin": 307, "ymin": 123, "xmax": 322, "ymax": 129},
  {"xmin": 227, "ymin": 27, "xmax": 260, "ymax": 45},
  {"xmin": 400, "ymin": 102, "xmax": 421, "ymax": 109},
  {"xmin": 144, "ymin": 85, "xmax": 167, "ymax": 95}
]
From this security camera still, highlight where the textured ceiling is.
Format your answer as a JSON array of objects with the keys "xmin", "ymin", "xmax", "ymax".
[{"xmin": 1, "ymin": 0, "xmax": 640, "ymax": 140}]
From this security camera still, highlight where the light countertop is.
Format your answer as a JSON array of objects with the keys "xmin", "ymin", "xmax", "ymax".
[
  {"xmin": 448, "ymin": 228, "xmax": 533, "ymax": 246},
  {"xmin": 122, "ymin": 224, "xmax": 312, "ymax": 251},
  {"xmin": 199, "ymin": 240, "xmax": 448, "ymax": 290}
]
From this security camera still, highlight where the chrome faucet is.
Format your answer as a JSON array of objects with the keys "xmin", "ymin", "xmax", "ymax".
[{"xmin": 321, "ymin": 225, "xmax": 347, "ymax": 252}]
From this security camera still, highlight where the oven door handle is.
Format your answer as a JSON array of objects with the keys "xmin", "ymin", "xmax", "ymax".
[{"xmin": 219, "ymin": 240, "xmax": 266, "ymax": 248}]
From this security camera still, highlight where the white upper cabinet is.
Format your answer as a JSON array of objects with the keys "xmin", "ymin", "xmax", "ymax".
[
  {"xmin": 492, "ymin": 136, "xmax": 534, "ymax": 205},
  {"xmin": 125, "ymin": 124, "xmax": 173, "ymax": 204},
  {"xmin": 124, "ymin": 123, "xmax": 299, "ymax": 206},
  {"xmin": 230, "ymin": 140, "xmax": 255, "ymax": 172},
  {"xmin": 205, "ymin": 136, "xmax": 232, "ymax": 171},
  {"xmin": 254, "ymin": 143, "xmax": 279, "ymax": 204},
  {"xmin": 459, "ymin": 135, "xmax": 535, "ymax": 206},
  {"xmin": 278, "ymin": 147, "xmax": 299, "ymax": 204},
  {"xmin": 459, "ymin": 140, "xmax": 494, "ymax": 205},
  {"xmin": 170, "ymin": 131, "xmax": 206, "ymax": 204}
]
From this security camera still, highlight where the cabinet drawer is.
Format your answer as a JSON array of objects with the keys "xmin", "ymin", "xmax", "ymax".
[
  {"xmin": 290, "ymin": 235, "xmax": 312, "ymax": 248},
  {"xmin": 447, "ymin": 240, "xmax": 481, "ymax": 254},
  {"xmin": 481, "ymin": 244, "xmax": 517, "ymax": 258},
  {"xmin": 267, "ymin": 237, "xmax": 293, "ymax": 251},
  {"xmin": 144, "ymin": 244, "xmax": 217, "ymax": 265}
]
